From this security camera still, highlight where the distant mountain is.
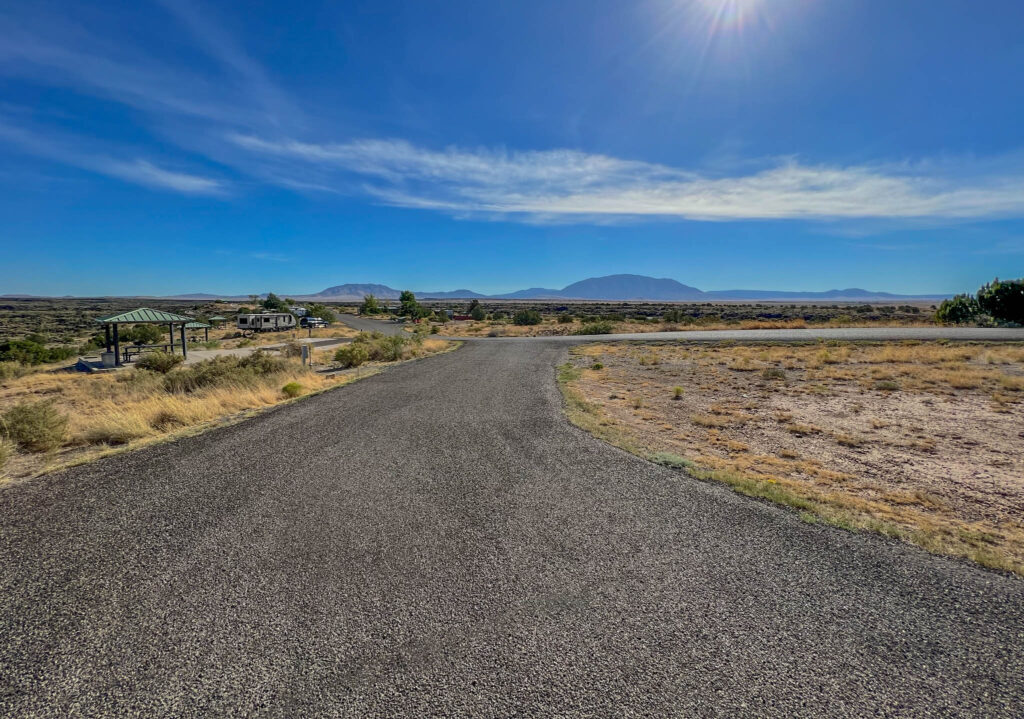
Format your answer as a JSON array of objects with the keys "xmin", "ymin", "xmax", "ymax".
[
  {"xmin": 704, "ymin": 288, "xmax": 947, "ymax": 301},
  {"xmin": 313, "ymin": 283, "xmax": 403, "ymax": 300},
  {"xmin": 492, "ymin": 287, "xmax": 565, "ymax": 299},
  {"xmin": 60, "ymin": 275, "xmax": 948, "ymax": 303},
  {"xmin": 559, "ymin": 274, "xmax": 706, "ymax": 301},
  {"xmin": 420, "ymin": 289, "xmax": 487, "ymax": 299},
  {"xmin": 164, "ymin": 293, "xmax": 228, "ymax": 300}
]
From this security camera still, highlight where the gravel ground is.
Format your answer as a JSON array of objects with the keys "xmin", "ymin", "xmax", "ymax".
[{"xmin": 1, "ymin": 338, "xmax": 1023, "ymax": 717}]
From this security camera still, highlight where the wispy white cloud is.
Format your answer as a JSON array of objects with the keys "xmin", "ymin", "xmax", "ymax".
[
  {"xmin": 0, "ymin": 119, "xmax": 225, "ymax": 196},
  {"xmin": 228, "ymin": 135, "xmax": 1024, "ymax": 223},
  {"xmin": 100, "ymin": 159, "xmax": 224, "ymax": 195}
]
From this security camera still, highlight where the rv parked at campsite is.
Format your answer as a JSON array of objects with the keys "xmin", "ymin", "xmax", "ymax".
[{"xmin": 237, "ymin": 313, "xmax": 297, "ymax": 333}]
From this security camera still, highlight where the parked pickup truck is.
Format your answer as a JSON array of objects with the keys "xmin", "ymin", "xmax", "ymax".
[{"xmin": 300, "ymin": 316, "xmax": 329, "ymax": 328}]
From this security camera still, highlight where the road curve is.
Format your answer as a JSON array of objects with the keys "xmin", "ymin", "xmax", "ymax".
[{"xmin": 2, "ymin": 341, "xmax": 1023, "ymax": 717}]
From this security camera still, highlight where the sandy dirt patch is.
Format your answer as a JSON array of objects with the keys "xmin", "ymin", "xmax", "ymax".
[{"xmin": 561, "ymin": 341, "xmax": 1024, "ymax": 574}]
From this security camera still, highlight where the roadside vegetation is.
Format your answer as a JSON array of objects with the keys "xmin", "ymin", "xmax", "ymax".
[
  {"xmin": 558, "ymin": 340, "xmax": 1024, "ymax": 575},
  {"xmin": 409, "ymin": 299, "xmax": 938, "ymax": 337},
  {"xmin": 0, "ymin": 335, "xmax": 454, "ymax": 483},
  {"xmin": 936, "ymin": 277, "xmax": 1023, "ymax": 326}
]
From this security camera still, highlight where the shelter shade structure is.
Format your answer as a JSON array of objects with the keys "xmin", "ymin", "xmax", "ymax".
[
  {"xmin": 184, "ymin": 321, "xmax": 212, "ymax": 342},
  {"xmin": 95, "ymin": 307, "xmax": 193, "ymax": 367}
]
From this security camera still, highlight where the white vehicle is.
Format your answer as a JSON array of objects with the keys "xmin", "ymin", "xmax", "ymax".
[{"xmin": 236, "ymin": 313, "xmax": 296, "ymax": 333}]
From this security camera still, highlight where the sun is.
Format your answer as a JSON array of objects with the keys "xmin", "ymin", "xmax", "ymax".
[{"xmin": 694, "ymin": 0, "xmax": 766, "ymax": 30}]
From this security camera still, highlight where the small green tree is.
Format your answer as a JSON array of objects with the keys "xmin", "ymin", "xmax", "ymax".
[
  {"xmin": 360, "ymin": 294, "xmax": 384, "ymax": 315},
  {"xmin": 977, "ymin": 278, "xmax": 1024, "ymax": 325},
  {"xmin": 470, "ymin": 304, "xmax": 486, "ymax": 321},
  {"xmin": 128, "ymin": 323, "xmax": 165, "ymax": 345},
  {"xmin": 262, "ymin": 292, "xmax": 289, "ymax": 312},
  {"xmin": 305, "ymin": 303, "xmax": 337, "ymax": 323},
  {"xmin": 399, "ymin": 290, "xmax": 421, "ymax": 318},
  {"xmin": 513, "ymin": 309, "xmax": 542, "ymax": 326},
  {"xmin": 466, "ymin": 299, "xmax": 481, "ymax": 313},
  {"xmin": 935, "ymin": 294, "xmax": 980, "ymax": 324}
]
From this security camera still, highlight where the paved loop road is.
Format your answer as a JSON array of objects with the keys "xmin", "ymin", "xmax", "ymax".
[{"xmin": 2, "ymin": 337, "xmax": 1023, "ymax": 717}]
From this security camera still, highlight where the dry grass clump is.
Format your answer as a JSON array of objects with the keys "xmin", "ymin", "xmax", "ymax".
[
  {"xmin": 1, "ymin": 400, "xmax": 68, "ymax": 452},
  {"xmin": 692, "ymin": 414, "xmax": 730, "ymax": 428},
  {"xmin": 786, "ymin": 423, "xmax": 821, "ymax": 436},
  {"xmin": 0, "ymin": 436, "xmax": 16, "ymax": 473}
]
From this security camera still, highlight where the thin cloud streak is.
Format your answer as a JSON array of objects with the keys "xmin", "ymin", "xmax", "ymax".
[
  {"xmin": 0, "ymin": 119, "xmax": 226, "ymax": 196},
  {"xmin": 230, "ymin": 135, "xmax": 1024, "ymax": 222}
]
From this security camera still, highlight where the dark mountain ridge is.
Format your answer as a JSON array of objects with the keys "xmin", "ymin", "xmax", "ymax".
[{"xmin": 147, "ymin": 274, "xmax": 947, "ymax": 302}]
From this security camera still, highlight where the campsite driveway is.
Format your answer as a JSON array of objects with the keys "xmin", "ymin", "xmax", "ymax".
[{"xmin": 2, "ymin": 335, "xmax": 1024, "ymax": 716}]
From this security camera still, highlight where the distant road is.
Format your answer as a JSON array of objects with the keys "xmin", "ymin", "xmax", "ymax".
[
  {"xmin": 2, "ymin": 338, "xmax": 1022, "ymax": 716},
  {"xmin": 337, "ymin": 314, "xmax": 1024, "ymax": 343},
  {"xmin": 484, "ymin": 326, "xmax": 1024, "ymax": 342}
]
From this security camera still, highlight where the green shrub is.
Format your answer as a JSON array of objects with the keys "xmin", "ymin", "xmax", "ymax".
[
  {"xmin": 761, "ymin": 368, "xmax": 786, "ymax": 381},
  {"xmin": 125, "ymin": 323, "xmax": 165, "ymax": 345},
  {"xmin": 162, "ymin": 352, "xmax": 289, "ymax": 393},
  {"xmin": 591, "ymin": 362, "xmax": 604, "ymax": 370},
  {"xmin": 280, "ymin": 341, "xmax": 303, "ymax": 358},
  {"xmin": 673, "ymin": 386, "xmax": 684, "ymax": 400},
  {"xmin": 136, "ymin": 351, "xmax": 184, "ymax": 374},
  {"xmin": 282, "ymin": 382, "xmax": 304, "ymax": 398},
  {"xmin": 1, "ymin": 400, "xmax": 68, "ymax": 452},
  {"xmin": 513, "ymin": 309, "xmax": 543, "ymax": 326},
  {"xmin": 305, "ymin": 303, "xmax": 338, "ymax": 324},
  {"xmin": 352, "ymin": 331, "xmax": 385, "ymax": 343},
  {"xmin": 470, "ymin": 305, "xmax": 486, "ymax": 321},
  {"xmin": 0, "ymin": 340, "xmax": 78, "ymax": 366},
  {"xmin": 977, "ymin": 278, "xmax": 1024, "ymax": 325},
  {"xmin": 574, "ymin": 321, "xmax": 614, "ymax": 335},
  {"xmin": 376, "ymin": 335, "xmax": 408, "ymax": 362},
  {"xmin": 334, "ymin": 343, "xmax": 370, "ymax": 368},
  {"xmin": 875, "ymin": 380, "xmax": 900, "ymax": 391},
  {"xmin": 935, "ymin": 294, "xmax": 980, "ymax": 324},
  {"xmin": 557, "ymin": 314, "xmax": 574, "ymax": 324}
]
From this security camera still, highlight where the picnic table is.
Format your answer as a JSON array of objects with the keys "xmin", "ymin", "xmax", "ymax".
[{"xmin": 122, "ymin": 344, "xmax": 173, "ymax": 362}]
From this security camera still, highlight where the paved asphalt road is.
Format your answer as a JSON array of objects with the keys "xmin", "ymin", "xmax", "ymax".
[{"xmin": 2, "ymin": 333, "xmax": 1024, "ymax": 716}]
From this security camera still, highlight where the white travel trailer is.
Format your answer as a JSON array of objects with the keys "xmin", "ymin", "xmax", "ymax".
[{"xmin": 236, "ymin": 313, "xmax": 297, "ymax": 333}]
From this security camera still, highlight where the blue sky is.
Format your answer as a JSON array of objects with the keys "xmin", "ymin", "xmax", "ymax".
[{"xmin": 1, "ymin": 0, "xmax": 1023, "ymax": 296}]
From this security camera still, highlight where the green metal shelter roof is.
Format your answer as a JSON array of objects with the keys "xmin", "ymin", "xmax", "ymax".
[
  {"xmin": 95, "ymin": 307, "xmax": 193, "ymax": 324},
  {"xmin": 184, "ymin": 321, "xmax": 211, "ymax": 329}
]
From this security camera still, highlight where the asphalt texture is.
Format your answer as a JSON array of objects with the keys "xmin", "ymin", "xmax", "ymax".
[{"xmin": 2, "ymin": 335, "xmax": 1024, "ymax": 717}]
